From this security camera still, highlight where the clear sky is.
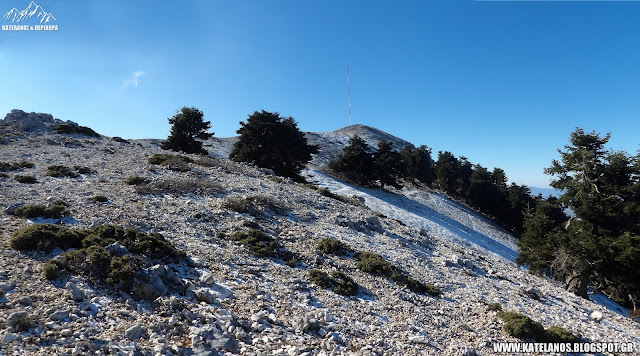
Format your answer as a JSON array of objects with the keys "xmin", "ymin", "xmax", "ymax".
[{"xmin": 2, "ymin": 0, "xmax": 640, "ymax": 188}]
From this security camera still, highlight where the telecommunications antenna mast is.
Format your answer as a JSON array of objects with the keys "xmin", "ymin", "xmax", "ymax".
[{"xmin": 347, "ymin": 64, "xmax": 351, "ymax": 125}]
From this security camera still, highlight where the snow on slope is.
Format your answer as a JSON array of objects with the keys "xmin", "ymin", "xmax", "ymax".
[{"xmin": 304, "ymin": 169, "xmax": 519, "ymax": 264}]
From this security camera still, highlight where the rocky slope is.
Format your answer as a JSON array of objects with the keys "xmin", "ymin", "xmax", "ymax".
[{"xmin": 0, "ymin": 112, "xmax": 638, "ymax": 355}]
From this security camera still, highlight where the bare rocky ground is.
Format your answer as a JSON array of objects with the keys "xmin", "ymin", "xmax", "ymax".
[{"xmin": 0, "ymin": 113, "xmax": 639, "ymax": 355}]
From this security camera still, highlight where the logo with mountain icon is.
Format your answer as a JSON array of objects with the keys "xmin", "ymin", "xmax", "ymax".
[{"xmin": 2, "ymin": 1, "xmax": 58, "ymax": 31}]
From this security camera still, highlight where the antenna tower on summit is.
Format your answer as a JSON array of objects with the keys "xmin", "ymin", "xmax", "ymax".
[{"xmin": 347, "ymin": 64, "xmax": 351, "ymax": 125}]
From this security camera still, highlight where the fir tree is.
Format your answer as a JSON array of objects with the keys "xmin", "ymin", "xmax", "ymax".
[
  {"xmin": 400, "ymin": 145, "xmax": 435, "ymax": 186},
  {"xmin": 519, "ymin": 128, "xmax": 640, "ymax": 308},
  {"xmin": 434, "ymin": 151, "xmax": 459, "ymax": 196},
  {"xmin": 373, "ymin": 139, "xmax": 404, "ymax": 189},
  {"xmin": 328, "ymin": 135, "xmax": 375, "ymax": 185},
  {"xmin": 162, "ymin": 107, "xmax": 213, "ymax": 154},
  {"xmin": 229, "ymin": 110, "xmax": 317, "ymax": 181}
]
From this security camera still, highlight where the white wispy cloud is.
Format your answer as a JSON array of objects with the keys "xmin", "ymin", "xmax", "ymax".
[{"xmin": 124, "ymin": 70, "xmax": 147, "ymax": 88}]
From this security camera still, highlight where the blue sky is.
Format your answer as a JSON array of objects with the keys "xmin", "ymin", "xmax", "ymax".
[{"xmin": 2, "ymin": 0, "xmax": 640, "ymax": 188}]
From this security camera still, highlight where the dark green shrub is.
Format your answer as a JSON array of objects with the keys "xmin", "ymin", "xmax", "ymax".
[
  {"xmin": 59, "ymin": 246, "xmax": 111, "ymax": 281},
  {"xmin": 124, "ymin": 176, "xmax": 149, "ymax": 185},
  {"xmin": 14, "ymin": 175, "xmax": 37, "ymax": 183},
  {"xmin": 269, "ymin": 176, "xmax": 283, "ymax": 183},
  {"xmin": 1, "ymin": 161, "xmax": 34, "ymax": 171},
  {"xmin": 307, "ymin": 269, "xmax": 359, "ymax": 296},
  {"xmin": 317, "ymin": 238, "xmax": 353, "ymax": 256},
  {"xmin": 93, "ymin": 195, "xmax": 108, "ymax": 203},
  {"xmin": 354, "ymin": 251, "xmax": 397, "ymax": 276},
  {"xmin": 287, "ymin": 258, "xmax": 299, "ymax": 267},
  {"xmin": 42, "ymin": 261, "xmax": 60, "ymax": 280},
  {"xmin": 135, "ymin": 178, "xmax": 222, "ymax": 196},
  {"xmin": 330, "ymin": 271, "xmax": 359, "ymax": 296},
  {"xmin": 230, "ymin": 230, "xmax": 279, "ymax": 257},
  {"xmin": 12, "ymin": 200, "xmax": 70, "ymax": 219},
  {"xmin": 223, "ymin": 197, "xmax": 256, "ymax": 213},
  {"xmin": 0, "ymin": 173, "xmax": 8, "ymax": 178},
  {"xmin": 107, "ymin": 255, "xmax": 140, "ymax": 292},
  {"xmin": 47, "ymin": 165, "xmax": 79, "ymax": 178},
  {"xmin": 10, "ymin": 224, "xmax": 86, "ymax": 252},
  {"xmin": 497, "ymin": 311, "xmax": 546, "ymax": 341},
  {"xmin": 148, "ymin": 153, "xmax": 194, "ymax": 165},
  {"xmin": 354, "ymin": 250, "xmax": 441, "ymax": 296},
  {"xmin": 308, "ymin": 269, "xmax": 332, "ymax": 289},
  {"xmin": 316, "ymin": 188, "xmax": 364, "ymax": 207},
  {"xmin": 11, "ymin": 314, "xmax": 35, "ymax": 332},
  {"xmin": 222, "ymin": 195, "xmax": 284, "ymax": 215},
  {"xmin": 113, "ymin": 137, "xmax": 129, "ymax": 144},
  {"xmin": 487, "ymin": 303, "xmax": 502, "ymax": 312},
  {"xmin": 83, "ymin": 225, "xmax": 185, "ymax": 261},
  {"xmin": 73, "ymin": 166, "xmax": 96, "ymax": 174},
  {"xmin": 544, "ymin": 326, "xmax": 581, "ymax": 343},
  {"xmin": 402, "ymin": 276, "xmax": 442, "ymax": 296},
  {"xmin": 53, "ymin": 123, "xmax": 99, "ymax": 137}
]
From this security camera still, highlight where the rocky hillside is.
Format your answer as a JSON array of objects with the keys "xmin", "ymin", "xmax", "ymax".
[{"xmin": 0, "ymin": 111, "xmax": 638, "ymax": 355}]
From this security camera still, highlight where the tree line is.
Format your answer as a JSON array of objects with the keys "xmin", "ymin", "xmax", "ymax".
[{"xmin": 328, "ymin": 135, "xmax": 536, "ymax": 233}]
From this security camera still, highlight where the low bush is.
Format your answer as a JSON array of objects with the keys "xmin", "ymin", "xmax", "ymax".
[
  {"xmin": 124, "ymin": 176, "xmax": 149, "ymax": 185},
  {"xmin": 330, "ymin": 271, "xmax": 359, "ymax": 296},
  {"xmin": 148, "ymin": 153, "xmax": 194, "ymax": 165},
  {"xmin": 487, "ymin": 303, "xmax": 502, "ymax": 312},
  {"xmin": 12, "ymin": 200, "xmax": 70, "ymax": 219},
  {"xmin": 222, "ymin": 197, "xmax": 254, "ymax": 214},
  {"xmin": 268, "ymin": 176, "xmax": 283, "ymax": 183},
  {"xmin": 53, "ymin": 123, "xmax": 100, "ymax": 137},
  {"xmin": 93, "ymin": 195, "xmax": 108, "ymax": 203},
  {"xmin": 12, "ymin": 224, "xmax": 184, "ymax": 293},
  {"xmin": 497, "ymin": 311, "xmax": 580, "ymax": 342},
  {"xmin": 14, "ymin": 175, "xmax": 37, "ymax": 184},
  {"xmin": 10, "ymin": 223, "xmax": 85, "ymax": 251},
  {"xmin": 354, "ymin": 251, "xmax": 397, "ymax": 276},
  {"xmin": 497, "ymin": 311, "xmax": 546, "ymax": 341},
  {"xmin": 354, "ymin": 251, "xmax": 442, "ymax": 296},
  {"xmin": 46, "ymin": 165, "xmax": 79, "ymax": 178},
  {"xmin": 317, "ymin": 238, "xmax": 353, "ymax": 256},
  {"xmin": 222, "ymin": 195, "xmax": 286, "ymax": 216},
  {"xmin": 0, "ymin": 161, "xmax": 34, "ymax": 171},
  {"xmin": 308, "ymin": 269, "xmax": 332, "ymax": 289},
  {"xmin": 112, "ymin": 137, "xmax": 129, "ymax": 144},
  {"xmin": 42, "ymin": 261, "xmax": 59, "ymax": 280},
  {"xmin": 0, "ymin": 173, "xmax": 8, "ymax": 178},
  {"xmin": 148, "ymin": 153, "xmax": 193, "ymax": 172},
  {"xmin": 135, "ymin": 177, "xmax": 222, "ymax": 196},
  {"xmin": 11, "ymin": 314, "xmax": 35, "ymax": 332},
  {"xmin": 308, "ymin": 269, "xmax": 359, "ymax": 296},
  {"xmin": 544, "ymin": 326, "xmax": 581, "ymax": 343},
  {"xmin": 230, "ymin": 230, "xmax": 279, "ymax": 257},
  {"xmin": 73, "ymin": 165, "xmax": 96, "ymax": 174}
]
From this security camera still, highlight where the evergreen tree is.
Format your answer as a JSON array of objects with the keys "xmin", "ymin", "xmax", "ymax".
[
  {"xmin": 328, "ymin": 135, "xmax": 375, "ymax": 185},
  {"xmin": 517, "ymin": 199, "xmax": 568, "ymax": 276},
  {"xmin": 435, "ymin": 151, "xmax": 459, "ymax": 196},
  {"xmin": 456, "ymin": 157, "xmax": 473, "ymax": 199},
  {"xmin": 467, "ymin": 165, "xmax": 499, "ymax": 213},
  {"xmin": 400, "ymin": 145, "xmax": 435, "ymax": 186},
  {"xmin": 162, "ymin": 107, "xmax": 213, "ymax": 154},
  {"xmin": 373, "ymin": 139, "xmax": 404, "ymax": 189},
  {"xmin": 519, "ymin": 128, "xmax": 640, "ymax": 307},
  {"xmin": 502, "ymin": 183, "xmax": 535, "ymax": 233},
  {"xmin": 229, "ymin": 110, "xmax": 317, "ymax": 180}
]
